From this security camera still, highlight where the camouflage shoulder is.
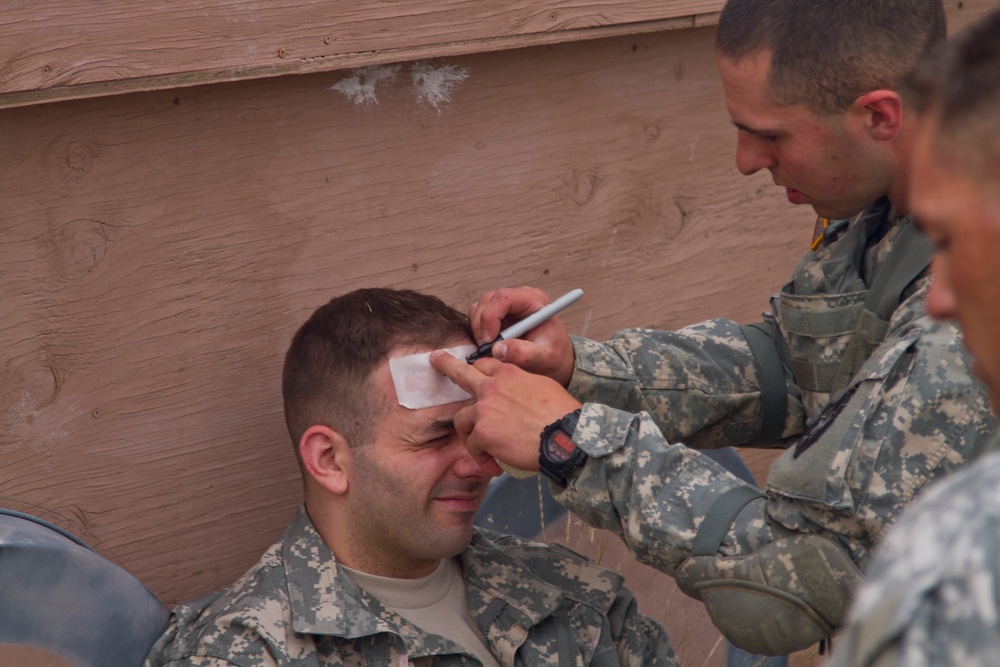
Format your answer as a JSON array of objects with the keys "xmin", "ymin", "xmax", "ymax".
[
  {"xmin": 475, "ymin": 530, "xmax": 625, "ymax": 613},
  {"xmin": 155, "ymin": 542, "xmax": 290, "ymax": 665},
  {"xmin": 833, "ymin": 448, "xmax": 1000, "ymax": 666}
]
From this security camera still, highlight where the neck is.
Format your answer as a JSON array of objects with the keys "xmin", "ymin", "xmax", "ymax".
[
  {"xmin": 887, "ymin": 160, "xmax": 911, "ymax": 215},
  {"xmin": 342, "ymin": 554, "xmax": 443, "ymax": 579},
  {"xmin": 305, "ymin": 498, "xmax": 443, "ymax": 579},
  {"xmin": 886, "ymin": 123, "xmax": 916, "ymax": 216}
]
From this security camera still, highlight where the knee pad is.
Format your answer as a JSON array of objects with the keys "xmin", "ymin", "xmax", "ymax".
[{"xmin": 675, "ymin": 533, "xmax": 862, "ymax": 655}]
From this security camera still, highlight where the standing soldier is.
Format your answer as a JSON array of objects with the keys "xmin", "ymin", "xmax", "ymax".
[
  {"xmin": 831, "ymin": 10, "xmax": 1000, "ymax": 666},
  {"xmin": 431, "ymin": 0, "xmax": 997, "ymax": 655}
]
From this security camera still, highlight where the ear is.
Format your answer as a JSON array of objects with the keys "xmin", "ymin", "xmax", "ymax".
[
  {"xmin": 853, "ymin": 90, "xmax": 904, "ymax": 142},
  {"xmin": 299, "ymin": 425, "xmax": 352, "ymax": 495}
]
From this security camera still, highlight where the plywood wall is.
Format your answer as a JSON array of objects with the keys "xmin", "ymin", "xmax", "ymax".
[
  {"xmin": 0, "ymin": 15, "xmax": 792, "ymax": 605},
  {"xmin": 2, "ymin": 2, "xmax": 997, "ymax": 665}
]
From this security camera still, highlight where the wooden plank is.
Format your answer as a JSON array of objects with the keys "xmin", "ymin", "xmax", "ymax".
[
  {"xmin": 0, "ymin": 0, "xmax": 721, "ymax": 109},
  {"xmin": 2, "ymin": 0, "xmax": 991, "ymax": 110}
]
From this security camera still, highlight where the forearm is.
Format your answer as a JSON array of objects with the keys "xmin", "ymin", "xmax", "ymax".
[
  {"xmin": 568, "ymin": 319, "xmax": 804, "ymax": 449},
  {"xmin": 553, "ymin": 402, "xmax": 773, "ymax": 574}
]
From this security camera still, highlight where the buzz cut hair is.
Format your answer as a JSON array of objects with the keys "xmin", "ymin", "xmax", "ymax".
[
  {"xmin": 716, "ymin": 0, "xmax": 947, "ymax": 115},
  {"xmin": 282, "ymin": 288, "xmax": 472, "ymax": 452},
  {"xmin": 904, "ymin": 8, "xmax": 1000, "ymax": 181}
]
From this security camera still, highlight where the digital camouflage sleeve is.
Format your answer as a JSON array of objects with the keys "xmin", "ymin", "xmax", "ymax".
[{"xmin": 551, "ymin": 206, "xmax": 996, "ymax": 654}]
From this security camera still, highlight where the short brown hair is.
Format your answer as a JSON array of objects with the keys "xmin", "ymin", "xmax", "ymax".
[
  {"xmin": 904, "ymin": 9, "xmax": 1000, "ymax": 179},
  {"xmin": 282, "ymin": 288, "xmax": 471, "ymax": 450},
  {"xmin": 716, "ymin": 0, "xmax": 946, "ymax": 115}
]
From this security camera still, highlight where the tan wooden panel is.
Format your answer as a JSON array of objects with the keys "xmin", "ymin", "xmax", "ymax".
[
  {"xmin": 0, "ymin": 24, "xmax": 799, "ymax": 612},
  {"xmin": 0, "ymin": 0, "xmax": 722, "ymax": 109}
]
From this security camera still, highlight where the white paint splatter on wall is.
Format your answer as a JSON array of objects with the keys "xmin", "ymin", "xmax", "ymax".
[
  {"xmin": 331, "ymin": 62, "xmax": 472, "ymax": 109},
  {"xmin": 331, "ymin": 64, "xmax": 402, "ymax": 105},
  {"xmin": 410, "ymin": 62, "xmax": 471, "ymax": 110}
]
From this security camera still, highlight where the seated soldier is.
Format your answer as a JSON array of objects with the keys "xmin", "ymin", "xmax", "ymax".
[{"xmin": 144, "ymin": 288, "xmax": 677, "ymax": 667}]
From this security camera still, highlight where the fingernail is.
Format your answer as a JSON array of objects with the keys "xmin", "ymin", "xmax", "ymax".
[{"xmin": 493, "ymin": 342, "xmax": 507, "ymax": 360}]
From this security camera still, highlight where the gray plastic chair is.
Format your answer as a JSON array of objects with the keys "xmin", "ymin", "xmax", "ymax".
[{"xmin": 0, "ymin": 509, "xmax": 168, "ymax": 666}]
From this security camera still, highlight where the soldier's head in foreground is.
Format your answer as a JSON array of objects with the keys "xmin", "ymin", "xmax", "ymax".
[{"xmin": 905, "ymin": 8, "xmax": 1000, "ymax": 410}]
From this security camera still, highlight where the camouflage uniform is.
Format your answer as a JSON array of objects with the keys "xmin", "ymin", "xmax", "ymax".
[
  {"xmin": 145, "ymin": 506, "xmax": 678, "ymax": 667},
  {"xmin": 829, "ymin": 433, "xmax": 1000, "ymax": 667},
  {"xmin": 553, "ymin": 200, "xmax": 996, "ymax": 654}
]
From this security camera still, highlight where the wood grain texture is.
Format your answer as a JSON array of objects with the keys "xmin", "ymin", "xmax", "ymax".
[{"xmin": 0, "ymin": 0, "xmax": 722, "ymax": 109}]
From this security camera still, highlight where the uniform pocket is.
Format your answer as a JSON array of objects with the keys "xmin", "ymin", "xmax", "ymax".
[
  {"xmin": 765, "ymin": 334, "xmax": 918, "ymax": 511},
  {"xmin": 776, "ymin": 286, "xmax": 868, "ymax": 419}
]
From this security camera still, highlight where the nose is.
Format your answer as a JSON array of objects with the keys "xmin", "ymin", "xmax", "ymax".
[
  {"xmin": 450, "ymin": 441, "xmax": 503, "ymax": 480},
  {"xmin": 925, "ymin": 256, "xmax": 957, "ymax": 321},
  {"xmin": 735, "ymin": 130, "xmax": 776, "ymax": 176}
]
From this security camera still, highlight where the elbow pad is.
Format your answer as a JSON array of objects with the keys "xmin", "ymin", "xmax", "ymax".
[{"xmin": 675, "ymin": 532, "xmax": 862, "ymax": 656}]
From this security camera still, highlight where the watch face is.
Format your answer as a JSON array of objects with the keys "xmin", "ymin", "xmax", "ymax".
[{"xmin": 545, "ymin": 430, "xmax": 576, "ymax": 463}]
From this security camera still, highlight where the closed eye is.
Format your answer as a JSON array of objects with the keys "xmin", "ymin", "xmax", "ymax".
[
  {"xmin": 743, "ymin": 129, "xmax": 778, "ymax": 142},
  {"xmin": 735, "ymin": 123, "xmax": 780, "ymax": 142},
  {"xmin": 419, "ymin": 419, "xmax": 457, "ymax": 446}
]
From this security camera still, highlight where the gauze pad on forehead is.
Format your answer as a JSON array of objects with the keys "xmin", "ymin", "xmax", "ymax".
[{"xmin": 389, "ymin": 344, "xmax": 476, "ymax": 409}]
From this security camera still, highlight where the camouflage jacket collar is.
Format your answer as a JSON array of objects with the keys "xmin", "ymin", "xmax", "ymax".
[{"xmin": 281, "ymin": 506, "xmax": 601, "ymax": 656}]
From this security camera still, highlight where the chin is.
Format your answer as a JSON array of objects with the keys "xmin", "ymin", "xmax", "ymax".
[{"xmin": 440, "ymin": 528, "xmax": 475, "ymax": 554}]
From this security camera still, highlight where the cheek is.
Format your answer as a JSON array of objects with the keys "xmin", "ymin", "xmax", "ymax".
[
  {"xmin": 949, "ymin": 237, "xmax": 987, "ymax": 295},
  {"xmin": 783, "ymin": 148, "xmax": 849, "ymax": 192},
  {"xmin": 408, "ymin": 447, "xmax": 461, "ymax": 486},
  {"xmin": 975, "ymin": 267, "xmax": 1000, "ymax": 336},
  {"xmin": 813, "ymin": 134, "xmax": 867, "ymax": 189},
  {"xmin": 947, "ymin": 237, "xmax": 1000, "ymax": 338}
]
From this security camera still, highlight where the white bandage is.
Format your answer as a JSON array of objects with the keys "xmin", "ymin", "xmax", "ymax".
[{"xmin": 389, "ymin": 344, "xmax": 476, "ymax": 409}]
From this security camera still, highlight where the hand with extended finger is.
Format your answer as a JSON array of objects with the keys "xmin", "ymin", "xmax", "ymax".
[
  {"xmin": 468, "ymin": 287, "xmax": 577, "ymax": 386},
  {"xmin": 429, "ymin": 351, "xmax": 583, "ymax": 473}
]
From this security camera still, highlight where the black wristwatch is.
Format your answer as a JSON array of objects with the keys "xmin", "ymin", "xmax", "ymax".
[{"xmin": 538, "ymin": 409, "xmax": 587, "ymax": 488}]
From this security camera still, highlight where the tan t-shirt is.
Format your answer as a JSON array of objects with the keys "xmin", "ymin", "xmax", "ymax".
[{"xmin": 342, "ymin": 558, "xmax": 501, "ymax": 667}]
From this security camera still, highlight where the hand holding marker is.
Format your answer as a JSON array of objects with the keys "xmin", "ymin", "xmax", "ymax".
[
  {"xmin": 464, "ymin": 288, "xmax": 583, "ymax": 480},
  {"xmin": 466, "ymin": 288, "xmax": 584, "ymax": 363}
]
